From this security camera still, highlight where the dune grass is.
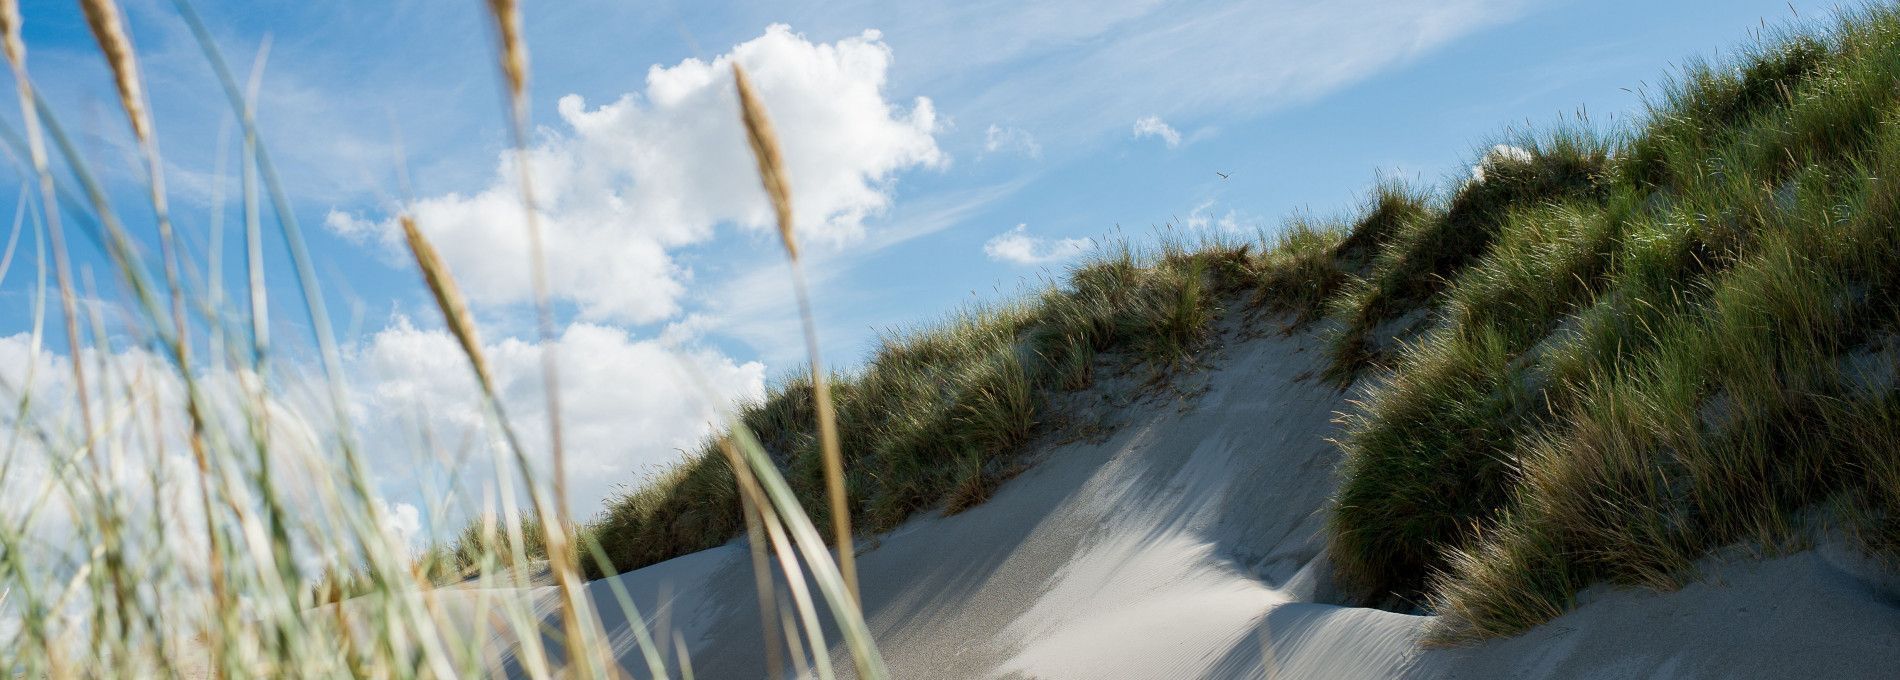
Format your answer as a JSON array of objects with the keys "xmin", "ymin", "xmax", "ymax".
[
  {"xmin": 0, "ymin": 0, "xmax": 887, "ymax": 677},
  {"xmin": 14, "ymin": 0, "xmax": 1900, "ymax": 673},
  {"xmin": 1323, "ymin": 8, "xmax": 1900, "ymax": 643},
  {"xmin": 586, "ymin": 234, "xmax": 1266, "ymax": 576},
  {"xmin": 588, "ymin": 2, "xmax": 1900, "ymax": 649}
]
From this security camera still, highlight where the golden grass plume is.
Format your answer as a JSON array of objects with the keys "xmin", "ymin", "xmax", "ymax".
[
  {"xmin": 398, "ymin": 214, "xmax": 493, "ymax": 389},
  {"xmin": 486, "ymin": 0, "xmax": 528, "ymax": 101},
  {"xmin": 0, "ymin": 0, "xmax": 23, "ymax": 68},
  {"xmin": 79, "ymin": 0, "xmax": 151, "ymax": 144},
  {"xmin": 733, "ymin": 61, "xmax": 859, "ymax": 601},
  {"xmin": 733, "ymin": 63, "xmax": 797, "ymax": 260}
]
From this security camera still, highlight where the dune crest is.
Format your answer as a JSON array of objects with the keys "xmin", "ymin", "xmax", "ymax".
[{"xmin": 495, "ymin": 316, "xmax": 1900, "ymax": 678}]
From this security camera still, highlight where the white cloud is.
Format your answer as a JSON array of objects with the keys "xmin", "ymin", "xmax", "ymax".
[
  {"xmin": 983, "ymin": 224, "xmax": 1092, "ymax": 266},
  {"xmin": 350, "ymin": 318, "xmax": 766, "ymax": 515},
  {"xmin": 1132, "ymin": 115, "xmax": 1181, "ymax": 148},
  {"xmin": 1177, "ymin": 200, "xmax": 1253, "ymax": 233},
  {"xmin": 0, "ymin": 333, "xmax": 340, "ymax": 575},
  {"xmin": 984, "ymin": 124, "xmax": 1042, "ymax": 158},
  {"xmin": 323, "ymin": 209, "xmax": 381, "ymax": 244},
  {"xmin": 1470, "ymin": 143, "xmax": 1533, "ymax": 184},
  {"xmin": 0, "ymin": 313, "xmax": 766, "ymax": 562},
  {"xmin": 332, "ymin": 25, "xmax": 944, "ymax": 324},
  {"xmin": 372, "ymin": 498, "xmax": 424, "ymax": 554}
]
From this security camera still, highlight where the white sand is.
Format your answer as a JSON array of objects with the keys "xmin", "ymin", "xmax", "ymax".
[{"xmin": 516, "ymin": 318, "xmax": 1900, "ymax": 678}]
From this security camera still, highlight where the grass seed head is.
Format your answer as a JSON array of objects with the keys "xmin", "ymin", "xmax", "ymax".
[
  {"xmin": 732, "ymin": 63, "xmax": 797, "ymax": 260},
  {"xmin": 399, "ymin": 214, "xmax": 492, "ymax": 389},
  {"xmin": 78, "ymin": 0, "xmax": 150, "ymax": 145},
  {"xmin": 0, "ymin": 0, "xmax": 23, "ymax": 67},
  {"xmin": 486, "ymin": 0, "xmax": 529, "ymax": 101}
]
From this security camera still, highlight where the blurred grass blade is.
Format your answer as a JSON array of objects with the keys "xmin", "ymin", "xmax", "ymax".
[{"xmin": 732, "ymin": 61, "xmax": 859, "ymax": 604}]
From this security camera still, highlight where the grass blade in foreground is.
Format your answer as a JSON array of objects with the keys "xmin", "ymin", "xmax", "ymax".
[{"xmin": 732, "ymin": 61, "xmax": 861, "ymax": 604}]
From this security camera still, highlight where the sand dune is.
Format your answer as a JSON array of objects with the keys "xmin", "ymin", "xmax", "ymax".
[{"xmin": 496, "ymin": 319, "xmax": 1900, "ymax": 678}]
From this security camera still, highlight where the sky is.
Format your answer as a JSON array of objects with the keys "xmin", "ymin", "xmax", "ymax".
[{"xmin": 0, "ymin": 0, "xmax": 1848, "ymax": 527}]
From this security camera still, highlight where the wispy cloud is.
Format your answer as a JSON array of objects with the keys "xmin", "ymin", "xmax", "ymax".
[
  {"xmin": 697, "ymin": 178, "xmax": 1031, "ymax": 367},
  {"xmin": 1175, "ymin": 199, "xmax": 1254, "ymax": 233},
  {"xmin": 984, "ymin": 123, "xmax": 1042, "ymax": 158},
  {"xmin": 984, "ymin": 223, "xmax": 1091, "ymax": 266},
  {"xmin": 1132, "ymin": 115, "xmax": 1181, "ymax": 148},
  {"xmin": 927, "ymin": 0, "xmax": 1528, "ymax": 149}
]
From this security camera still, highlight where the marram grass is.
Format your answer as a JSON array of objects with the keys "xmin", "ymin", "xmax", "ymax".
[
  {"xmin": 0, "ymin": 1, "xmax": 883, "ymax": 677},
  {"xmin": 11, "ymin": 3, "xmax": 1900, "ymax": 678},
  {"xmin": 592, "ymin": 1, "xmax": 1900, "ymax": 650}
]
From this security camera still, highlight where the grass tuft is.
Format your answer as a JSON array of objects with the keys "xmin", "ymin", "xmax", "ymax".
[{"xmin": 1322, "ymin": 6, "xmax": 1900, "ymax": 641}]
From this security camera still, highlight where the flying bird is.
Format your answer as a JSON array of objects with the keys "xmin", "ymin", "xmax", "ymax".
[{"xmin": 1216, "ymin": 172, "xmax": 1230, "ymax": 180}]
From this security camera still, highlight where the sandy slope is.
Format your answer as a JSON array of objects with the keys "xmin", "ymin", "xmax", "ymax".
[{"xmin": 505, "ymin": 319, "xmax": 1900, "ymax": 678}]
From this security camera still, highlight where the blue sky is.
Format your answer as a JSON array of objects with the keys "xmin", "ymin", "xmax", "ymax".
[{"xmin": 0, "ymin": 0, "xmax": 1845, "ymax": 516}]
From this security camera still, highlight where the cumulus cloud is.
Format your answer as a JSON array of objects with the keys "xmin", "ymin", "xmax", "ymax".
[
  {"xmin": 350, "ymin": 318, "xmax": 766, "ymax": 514},
  {"xmin": 983, "ymin": 124, "xmax": 1042, "ymax": 158},
  {"xmin": 373, "ymin": 498, "xmax": 424, "ymax": 554},
  {"xmin": 0, "ymin": 333, "xmax": 340, "ymax": 573},
  {"xmin": 1132, "ymin": 115, "xmax": 1181, "ymax": 148},
  {"xmin": 0, "ymin": 313, "xmax": 766, "ymax": 558},
  {"xmin": 330, "ymin": 25, "xmax": 944, "ymax": 324},
  {"xmin": 983, "ymin": 224, "xmax": 1092, "ymax": 266}
]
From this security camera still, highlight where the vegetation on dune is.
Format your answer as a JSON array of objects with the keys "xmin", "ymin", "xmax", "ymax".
[
  {"xmin": 17, "ymin": 0, "xmax": 1900, "ymax": 674},
  {"xmin": 587, "ymin": 237, "xmax": 1269, "ymax": 577},
  {"xmin": 0, "ymin": 1, "xmax": 886, "ymax": 677},
  {"xmin": 1328, "ymin": 9, "xmax": 1900, "ymax": 642},
  {"xmin": 588, "ymin": 3, "xmax": 1900, "ymax": 648}
]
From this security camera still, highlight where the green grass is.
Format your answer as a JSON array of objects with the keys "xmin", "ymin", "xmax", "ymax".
[
  {"xmin": 1323, "ymin": 6, "xmax": 1900, "ymax": 643},
  {"xmin": 19, "ymin": 1, "xmax": 1900, "ymax": 674},
  {"xmin": 1322, "ymin": 132, "xmax": 1611, "ymax": 379},
  {"xmin": 0, "ymin": 1, "xmax": 887, "ymax": 676},
  {"xmin": 589, "ymin": 1, "xmax": 1900, "ymax": 648},
  {"xmin": 586, "ymin": 236, "xmax": 1262, "ymax": 577}
]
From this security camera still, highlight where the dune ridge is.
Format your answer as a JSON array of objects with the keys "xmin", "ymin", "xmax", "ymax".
[{"xmin": 482, "ymin": 314, "xmax": 1900, "ymax": 678}]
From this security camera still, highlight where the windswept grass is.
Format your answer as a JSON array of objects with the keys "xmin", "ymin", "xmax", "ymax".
[
  {"xmin": 592, "ymin": 14, "xmax": 1900, "ymax": 645},
  {"xmin": 0, "ymin": 1, "xmax": 885, "ymax": 677},
  {"xmin": 588, "ymin": 235, "xmax": 1261, "ymax": 576},
  {"xmin": 1319, "ymin": 5, "xmax": 1900, "ymax": 644},
  {"xmin": 1323, "ymin": 133, "xmax": 1611, "ymax": 378},
  {"xmin": 581, "ymin": 1, "xmax": 1900, "ymax": 650},
  {"xmin": 15, "ymin": 0, "xmax": 1900, "ymax": 673}
]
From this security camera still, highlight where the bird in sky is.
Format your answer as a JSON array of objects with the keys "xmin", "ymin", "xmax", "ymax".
[{"xmin": 1216, "ymin": 171, "xmax": 1230, "ymax": 180}]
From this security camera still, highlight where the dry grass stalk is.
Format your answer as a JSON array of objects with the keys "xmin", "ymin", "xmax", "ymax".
[
  {"xmin": 486, "ymin": 0, "xmax": 528, "ymax": 101},
  {"xmin": 479, "ymin": 1, "xmax": 598, "ymax": 675},
  {"xmin": 0, "ymin": 8, "xmax": 108, "ymax": 624},
  {"xmin": 81, "ymin": 14, "xmax": 219, "ymax": 651},
  {"xmin": 717, "ymin": 436, "xmax": 836, "ymax": 679},
  {"xmin": 0, "ymin": 1, "xmax": 91, "ymax": 450},
  {"xmin": 78, "ymin": 0, "xmax": 151, "ymax": 144},
  {"xmin": 719, "ymin": 437, "xmax": 786, "ymax": 679},
  {"xmin": 74, "ymin": 5, "xmax": 231, "ymax": 669},
  {"xmin": 0, "ymin": 0, "xmax": 22, "ymax": 68},
  {"xmin": 733, "ymin": 65, "xmax": 797, "ymax": 259},
  {"xmin": 398, "ymin": 215, "xmax": 493, "ymax": 389},
  {"xmin": 733, "ymin": 62, "xmax": 859, "ymax": 602}
]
